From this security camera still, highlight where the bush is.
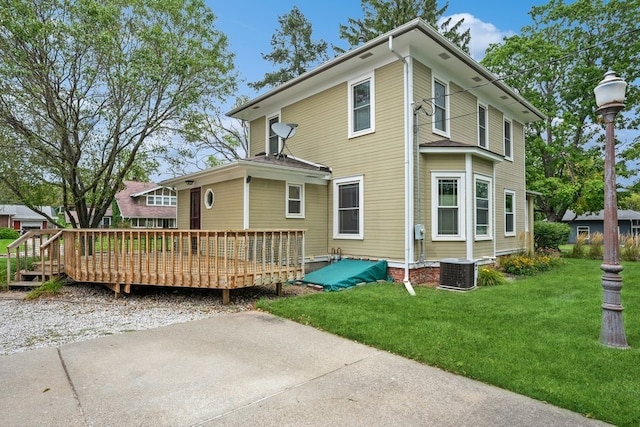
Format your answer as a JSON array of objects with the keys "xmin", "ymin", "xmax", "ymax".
[
  {"xmin": 500, "ymin": 252, "xmax": 562, "ymax": 276},
  {"xmin": 571, "ymin": 234, "xmax": 587, "ymax": 258},
  {"xmin": 588, "ymin": 232, "xmax": 604, "ymax": 259},
  {"xmin": 0, "ymin": 227, "xmax": 19, "ymax": 239},
  {"xmin": 621, "ymin": 234, "xmax": 640, "ymax": 261},
  {"xmin": 477, "ymin": 266, "xmax": 507, "ymax": 287},
  {"xmin": 534, "ymin": 221, "xmax": 570, "ymax": 250}
]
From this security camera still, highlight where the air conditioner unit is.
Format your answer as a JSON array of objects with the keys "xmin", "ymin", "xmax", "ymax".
[{"xmin": 439, "ymin": 258, "xmax": 477, "ymax": 291}]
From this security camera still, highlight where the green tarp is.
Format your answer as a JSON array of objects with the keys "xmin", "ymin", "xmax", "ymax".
[{"xmin": 299, "ymin": 259, "xmax": 389, "ymax": 291}]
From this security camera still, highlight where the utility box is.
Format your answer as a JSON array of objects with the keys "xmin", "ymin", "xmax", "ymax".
[
  {"xmin": 439, "ymin": 258, "xmax": 477, "ymax": 291},
  {"xmin": 414, "ymin": 223, "xmax": 425, "ymax": 240}
]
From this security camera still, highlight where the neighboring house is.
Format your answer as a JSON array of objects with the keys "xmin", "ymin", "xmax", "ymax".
[
  {"xmin": 0, "ymin": 205, "xmax": 56, "ymax": 231},
  {"xmin": 115, "ymin": 181, "xmax": 177, "ymax": 229},
  {"xmin": 561, "ymin": 209, "xmax": 640, "ymax": 243},
  {"xmin": 65, "ymin": 207, "xmax": 113, "ymax": 228},
  {"xmin": 162, "ymin": 19, "xmax": 544, "ymax": 283}
]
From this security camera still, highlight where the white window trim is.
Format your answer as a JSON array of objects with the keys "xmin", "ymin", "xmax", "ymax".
[
  {"xmin": 266, "ymin": 113, "xmax": 281, "ymax": 155},
  {"xmin": 576, "ymin": 226, "xmax": 590, "ymax": 239},
  {"xmin": 504, "ymin": 117, "xmax": 513, "ymax": 161},
  {"xmin": 504, "ymin": 190, "xmax": 516, "ymax": 237},
  {"xmin": 348, "ymin": 72, "xmax": 375, "ymax": 138},
  {"xmin": 474, "ymin": 175, "xmax": 493, "ymax": 240},
  {"xmin": 432, "ymin": 76, "xmax": 450, "ymax": 138},
  {"xmin": 431, "ymin": 172, "xmax": 465, "ymax": 241},
  {"xmin": 285, "ymin": 182, "xmax": 305, "ymax": 219},
  {"xmin": 333, "ymin": 175, "xmax": 364, "ymax": 240},
  {"xmin": 478, "ymin": 102, "xmax": 488, "ymax": 148},
  {"xmin": 204, "ymin": 188, "xmax": 214, "ymax": 210}
]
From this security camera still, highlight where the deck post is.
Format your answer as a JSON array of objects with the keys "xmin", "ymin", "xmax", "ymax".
[
  {"xmin": 276, "ymin": 282, "xmax": 283, "ymax": 297},
  {"xmin": 222, "ymin": 289, "xmax": 230, "ymax": 305}
]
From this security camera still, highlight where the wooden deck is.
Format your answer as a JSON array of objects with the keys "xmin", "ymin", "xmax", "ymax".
[{"xmin": 7, "ymin": 229, "xmax": 305, "ymax": 303}]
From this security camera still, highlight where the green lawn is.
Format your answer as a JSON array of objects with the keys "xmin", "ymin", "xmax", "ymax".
[
  {"xmin": 0, "ymin": 238, "xmax": 12, "ymax": 254},
  {"xmin": 258, "ymin": 258, "xmax": 640, "ymax": 427}
]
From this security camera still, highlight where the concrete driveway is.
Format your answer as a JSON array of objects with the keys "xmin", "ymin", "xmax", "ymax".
[{"xmin": 0, "ymin": 311, "xmax": 610, "ymax": 426}]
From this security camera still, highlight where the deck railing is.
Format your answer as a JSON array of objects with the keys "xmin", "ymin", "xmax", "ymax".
[
  {"xmin": 6, "ymin": 229, "xmax": 63, "ymax": 286},
  {"xmin": 61, "ymin": 229, "xmax": 305, "ymax": 294}
]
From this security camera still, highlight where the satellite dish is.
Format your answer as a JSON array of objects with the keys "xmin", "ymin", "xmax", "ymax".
[{"xmin": 271, "ymin": 122, "xmax": 298, "ymax": 140}]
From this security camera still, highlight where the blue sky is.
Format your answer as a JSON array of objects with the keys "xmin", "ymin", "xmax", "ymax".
[{"xmin": 206, "ymin": 0, "xmax": 545, "ymax": 98}]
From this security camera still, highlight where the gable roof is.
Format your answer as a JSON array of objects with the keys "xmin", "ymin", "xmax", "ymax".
[
  {"xmin": 115, "ymin": 181, "xmax": 176, "ymax": 219},
  {"xmin": 561, "ymin": 209, "xmax": 640, "ymax": 222},
  {"xmin": 227, "ymin": 18, "xmax": 545, "ymax": 124},
  {"xmin": 0, "ymin": 204, "xmax": 55, "ymax": 220}
]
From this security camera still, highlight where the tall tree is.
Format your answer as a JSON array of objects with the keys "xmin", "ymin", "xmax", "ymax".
[
  {"xmin": 0, "ymin": 0, "xmax": 236, "ymax": 228},
  {"xmin": 250, "ymin": 6, "xmax": 329, "ymax": 91},
  {"xmin": 481, "ymin": 0, "xmax": 640, "ymax": 221},
  {"xmin": 179, "ymin": 96, "xmax": 250, "ymax": 167},
  {"xmin": 338, "ymin": 0, "xmax": 470, "ymax": 53}
]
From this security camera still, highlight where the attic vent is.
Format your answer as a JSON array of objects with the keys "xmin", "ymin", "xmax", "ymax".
[
  {"xmin": 439, "ymin": 259, "xmax": 477, "ymax": 291},
  {"xmin": 359, "ymin": 52, "xmax": 373, "ymax": 59},
  {"xmin": 438, "ymin": 52, "xmax": 451, "ymax": 60},
  {"xmin": 472, "ymin": 76, "xmax": 482, "ymax": 82}
]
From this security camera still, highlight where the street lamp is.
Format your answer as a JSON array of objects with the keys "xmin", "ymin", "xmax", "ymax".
[{"xmin": 594, "ymin": 70, "xmax": 630, "ymax": 349}]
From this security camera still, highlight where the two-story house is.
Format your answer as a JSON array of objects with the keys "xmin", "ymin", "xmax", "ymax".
[
  {"xmin": 114, "ymin": 181, "xmax": 177, "ymax": 229},
  {"xmin": 162, "ymin": 18, "xmax": 544, "ymax": 285}
]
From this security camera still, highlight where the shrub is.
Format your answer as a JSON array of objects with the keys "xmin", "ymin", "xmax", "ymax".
[
  {"xmin": 477, "ymin": 266, "xmax": 507, "ymax": 287},
  {"xmin": 501, "ymin": 252, "xmax": 562, "ymax": 276},
  {"xmin": 588, "ymin": 232, "xmax": 604, "ymax": 259},
  {"xmin": 534, "ymin": 221, "xmax": 570, "ymax": 251},
  {"xmin": 0, "ymin": 227, "xmax": 19, "ymax": 239},
  {"xmin": 571, "ymin": 234, "xmax": 587, "ymax": 258},
  {"xmin": 621, "ymin": 234, "xmax": 640, "ymax": 261}
]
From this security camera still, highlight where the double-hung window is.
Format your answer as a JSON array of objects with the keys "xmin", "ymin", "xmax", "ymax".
[
  {"xmin": 505, "ymin": 190, "xmax": 516, "ymax": 236},
  {"xmin": 348, "ymin": 73, "xmax": 375, "ymax": 137},
  {"xmin": 577, "ymin": 226, "xmax": 590, "ymax": 240},
  {"xmin": 433, "ymin": 78, "xmax": 448, "ymax": 135},
  {"xmin": 267, "ymin": 115, "xmax": 280, "ymax": 155},
  {"xmin": 333, "ymin": 176, "xmax": 364, "ymax": 239},
  {"xmin": 286, "ymin": 182, "xmax": 304, "ymax": 218},
  {"xmin": 475, "ymin": 176, "xmax": 492, "ymax": 238},
  {"xmin": 478, "ymin": 104, "xmax": 487, "ymax": 148},
  {"xmin": 431, "ymin": 173, "xmax": 465, "ymax": 240},
  {"xmin": 504, "ymin": 119, "xmax": 512, "ymax": 160}
]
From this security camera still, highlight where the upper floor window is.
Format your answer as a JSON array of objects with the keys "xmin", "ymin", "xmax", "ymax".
[
  {"xmin": 348, "ymin": 73, "xmax": 375, "ymax": 138},
  {"xmin": 146, "ymin": 188, "xmax": 176, "ymax": 206},
  {"xmin": 505, "ymin": 190, "xmax": 515, "ymax": 236},
  {"xmin": 433, "ymin": 78, "xmax": 448, "ymax": 135},
  {"xmin": 478, "ymin": 104, "xmax": 487, "ymax": 148},
  {"xmin": 431, "ymin": 172, "xmax": 465, "ymax": 240},
  {"xmin": 334, "ymin": 176, "xmax": 364, "ymax": 239},
  {"xmin": 475, "ymin": 176, "xmax": 492, "ymax": 238},
  {"xmin": 267, "ymin": 115, "xmax": 280, "ymax": 155},
  {"xmin": 286, "ymin": 182, "xmax": 304, "ymax": 218},
  {"xmin": 504, "ymin": 119, "xmax": 512, "ymax": 160}
]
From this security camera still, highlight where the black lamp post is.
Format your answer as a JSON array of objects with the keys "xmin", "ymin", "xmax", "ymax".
[{"xmin": 593, "ymin": 70, "xmax": 630, "ymax": 349}]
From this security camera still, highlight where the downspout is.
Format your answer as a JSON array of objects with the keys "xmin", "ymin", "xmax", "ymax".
[{"xmin": 390, "ymin": 35, "xmax": 416, "ymax": 296}]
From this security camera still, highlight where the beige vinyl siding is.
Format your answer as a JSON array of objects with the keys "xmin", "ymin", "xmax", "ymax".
[
  {"xmin": 473, "ymin": 240, "xmax": 494, "ymax": 259},
  {"xmin": 495, "ymin": 119, "xmax": 526, "ymax": 254},
  {"xmin": 488, "ymin": 106, "xmax": 503, "ymax": 155},
  {"xmin": 200, "ymin": 180, "xmax": 244, "ymax": 230},
  {"xmin": 248, "ymin": 178, "xmax": 328, "ymax": 257},
  {"xmin": 249, "ymin": 117, "xmax": 266, "ymax": 157},
  {"xmin": 422, "ymin": 154, "xmax": 466, "ymax": 260},
  {"xmin": 251, "ymin": 61, "xmax": 406, "ymax": 260},
  {"xmin": 449, "ymin": 82, "xmax": 477, "ymax": 143},
  {"xmin": 175, "ymin": 181, "xmax": 244, "ymax": 230},
  {"xmin": 176, "ymin": 188, "xmax": 190, "ymax": 229}
]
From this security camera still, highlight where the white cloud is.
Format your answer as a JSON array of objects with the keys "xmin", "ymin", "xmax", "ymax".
[{"xmin": 439, "ymin": 13, "xmax": 515, "ymax": 61}]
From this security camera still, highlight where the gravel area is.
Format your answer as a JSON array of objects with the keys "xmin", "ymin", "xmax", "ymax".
[{"xmin": 0, "ymin": 282, "xmax": 318, "ymax": 356}]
